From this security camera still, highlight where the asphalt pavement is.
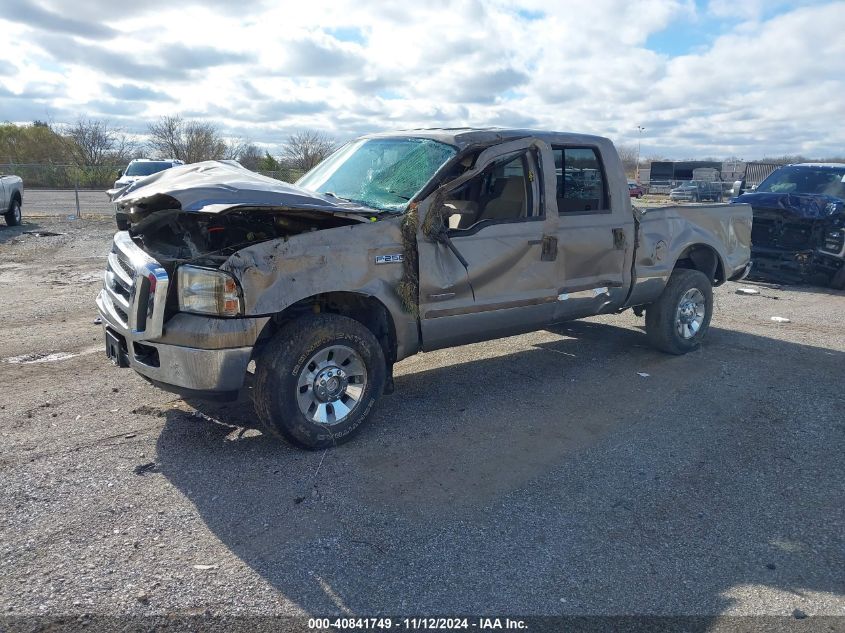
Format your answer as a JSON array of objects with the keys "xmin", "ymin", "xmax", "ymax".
[{"xmin": 0, "ymin": 218, "xmax": 842, "ymax": 627}]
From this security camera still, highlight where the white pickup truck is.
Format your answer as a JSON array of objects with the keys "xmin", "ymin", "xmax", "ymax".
[{"xmin": 0, "ymin": 175, "xmax": 23, "ymax": 226}]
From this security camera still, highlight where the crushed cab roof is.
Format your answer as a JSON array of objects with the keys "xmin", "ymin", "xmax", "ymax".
[{"xmin": 361, "ymin": 127, "xmax": 611, "ymax": 150}]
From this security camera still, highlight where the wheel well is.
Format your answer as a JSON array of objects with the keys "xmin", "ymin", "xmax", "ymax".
[
  {"xmin": 11, "ymin": 192, "xmax": 21, "ymax": 206},
  {"xmin": 674, "ymin": 244, "xmax": 725, "ymax": 286},
  {"xmin": 255, "ymin": 292, "xmax": 398, "ymax": 366}
]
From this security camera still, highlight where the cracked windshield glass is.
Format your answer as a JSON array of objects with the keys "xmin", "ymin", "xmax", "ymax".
[{"xmin": 296, "ymin": 137, "xmax": 457, "ymax": 213}]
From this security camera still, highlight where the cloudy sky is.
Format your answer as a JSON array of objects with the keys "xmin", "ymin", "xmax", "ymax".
[{"xmin": 1, "ymin": 0, "xmax": 844, "ymax": 159}]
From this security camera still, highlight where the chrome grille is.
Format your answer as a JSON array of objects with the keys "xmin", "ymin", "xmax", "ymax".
[
  {"xmin": 822, "ymin": 228, "xmax": 845, "ymax": 256},
  {"xmin": 99, "ymin": 232, "xmax": 169, "ymax": 339}
]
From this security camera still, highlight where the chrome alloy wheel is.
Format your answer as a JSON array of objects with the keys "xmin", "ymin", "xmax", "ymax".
[
  {"xmin": 12, "ymin": 202, "xmax": 21, "ymax": 223},
  {"xmin": 676, "ymin": 288, "xmax": 706, "ymax": 339},
  {"xmin": 296, "ymin": 345, "xmax": 368, "ymax": 425}
]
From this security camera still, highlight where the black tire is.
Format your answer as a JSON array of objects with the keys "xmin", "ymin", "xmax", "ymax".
[
  {"xmin": 253, "ymin": 313, "xmax": 386, "ymax": 449},
  {"xmin": 831, "ymin": 266, "xmax": 845, "ymax": 291},
  {"xmin": 645, "ymin": 268, "xmax": 713, "ymax": 355},
  {"xmin": 4, "ymin": 198, "xmax": 21, "ymax": 226},
  {"xmin": 115, "ymin": 211, "xmax": 130, "ymax": 231}
]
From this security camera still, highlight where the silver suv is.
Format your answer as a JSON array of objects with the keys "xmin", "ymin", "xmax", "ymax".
[{"xmin": 113, "ymin": 159, "xmax": 183, "ymax": 189}]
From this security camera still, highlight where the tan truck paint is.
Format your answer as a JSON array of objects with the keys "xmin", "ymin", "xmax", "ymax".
[{"xmin": 100, "ymin": 129, "xmax": 752, "ymax": 403}]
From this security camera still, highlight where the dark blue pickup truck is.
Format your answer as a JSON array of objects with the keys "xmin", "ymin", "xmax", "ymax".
[{"xmin": 732, "ymin": 163, "xmax": 845, "ymax": 288}]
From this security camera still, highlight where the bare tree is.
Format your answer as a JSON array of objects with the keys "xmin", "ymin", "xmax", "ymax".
[
  {"xmin": 616, "ymin": 143, "xmax": 639, "ymax": 177},
  {"xmin": 235, "ymin": 143, "xmax": 263, "ymax": 170},
  {"xmin": 147, "ymin": 115, "xmax": 228, "ymax": 163},
  {"xmin": 65, "ymin": 118, "xmax": 133, "ymax": 166},
  {"xmin": 282, "ymin": 130, "xmax": 336, "ymax": 171}
]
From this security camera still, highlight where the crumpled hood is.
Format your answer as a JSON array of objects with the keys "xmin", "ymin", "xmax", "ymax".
[
  {"xmin": 109, "ymin": 160, "xmax": 373, "ymax": 215},
  {"xmin": 733, "ymin": 191, "xmax": 845, "ymax": 219}
]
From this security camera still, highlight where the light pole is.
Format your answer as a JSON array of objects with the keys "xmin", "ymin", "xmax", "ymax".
[{"xmin": 636, "ymin": 125, "xmax": 645, "ymax": 182}]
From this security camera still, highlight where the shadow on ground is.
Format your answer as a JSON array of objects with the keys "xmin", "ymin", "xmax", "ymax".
[
  {"xmin": 155, "ymin": 321, "xmax": 844, "ymax": 621},
  {"xmin": 0, "ymin": 220, "xmax": 44, "ymax": 245}
]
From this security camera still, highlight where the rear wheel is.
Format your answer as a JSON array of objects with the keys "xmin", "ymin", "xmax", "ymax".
[
  {"xmin": 645, "ymin": 269, "xmax": 713, "ymax": 355},
  {"xmin": 4, "ymin": 199, "xmax": 21, "ymax": 226},
  {"xmin": 253, "ymin": 313, "xmax": 386, "ymax": 449}
]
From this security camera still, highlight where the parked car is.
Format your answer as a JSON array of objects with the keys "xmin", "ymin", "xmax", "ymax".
[
  {"xmin": 0, "ymin": 175, "xmax": 23, "ymax": 226},
  {"xmin": 113, "ymin": 158, "xmax": 183, "ymax": 190},
  {"xmin": 732, "ymin": 162, "xmax": 845, "ymax": 288},
  {"xmin": 669, "ymin": 180, "xmax": 722, "ymax": 202},
  {"xmin": 100, "ymin": 129, "xmax": 752, "ymax": 448},
  {"xmin": 628, "ymin": 182, "xmax": 644, "ymax": 198}
]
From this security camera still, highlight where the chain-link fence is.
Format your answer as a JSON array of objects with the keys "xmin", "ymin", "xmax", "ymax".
[
  {"xmin": 0, "ymin": 163, "xmax": 124, "ymax": 189},
  {"xmin": 255, "ymin": 168, "xmax": 305, "ymax": 182}
]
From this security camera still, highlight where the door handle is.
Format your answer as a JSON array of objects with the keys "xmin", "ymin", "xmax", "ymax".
[
  {"xmin": 612, "ymin": 228, "xmax": 626, "ymax": 250},
  {"xmin": 541, "ymin": 235, "xmax": 558, "ymax": 261}
]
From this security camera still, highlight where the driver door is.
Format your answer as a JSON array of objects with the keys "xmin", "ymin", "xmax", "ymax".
[{"xmin": 416, "ymin": 138, "xmax": 559, "ymax": 351}]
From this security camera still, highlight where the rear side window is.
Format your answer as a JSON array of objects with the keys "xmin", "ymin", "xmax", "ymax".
[{"xmin": 552, "ymin": 147, "xmax": 608, "ymax": 213}]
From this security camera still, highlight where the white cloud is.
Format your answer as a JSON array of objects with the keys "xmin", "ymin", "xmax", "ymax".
[{"xmin": 1, "ymin": 0, "xmax": 844, "ymax": 158}]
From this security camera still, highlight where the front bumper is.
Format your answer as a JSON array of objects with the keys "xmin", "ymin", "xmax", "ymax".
[{"xmin": 96, "ymin": 290, "xmax": 265, "ymax": 394}]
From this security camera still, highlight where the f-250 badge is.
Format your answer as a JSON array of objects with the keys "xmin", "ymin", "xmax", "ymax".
[{"xmin": 375, "ymin": 254, "xmax": 404, "ymax": 264}]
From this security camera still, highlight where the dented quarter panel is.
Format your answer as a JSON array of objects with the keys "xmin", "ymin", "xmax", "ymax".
[
  {"xmin": 626, "ymin": 203, "xmax": 752, "ymax": 307},
  {"xmin": 220, "ymin": 216, "xmax": 420, "ymax": 361}
]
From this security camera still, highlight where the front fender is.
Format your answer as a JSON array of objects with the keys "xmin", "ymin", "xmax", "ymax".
[{"xmin": 220, "ymin": 217, "xmax": 419, "ymax": 360}]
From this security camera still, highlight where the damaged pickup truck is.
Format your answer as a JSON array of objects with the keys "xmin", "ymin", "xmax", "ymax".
[
  {"xmin": 732, "ymin": 163, "xmax": 845, "ymax": 288},
  {"xmin": 98, "ymin": 130, "xmax": 752, "ymax": 448}
]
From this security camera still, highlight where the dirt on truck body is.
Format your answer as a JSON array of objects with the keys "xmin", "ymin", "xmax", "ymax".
[{"xmin": 101, "ymin": 129, "xmax": 752, "ymax": 448}]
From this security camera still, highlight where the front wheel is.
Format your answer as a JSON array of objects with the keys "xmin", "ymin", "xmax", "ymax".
[
  {"xmin": 645, "ymin": 269, "xmax": 713, "ymax": 355},
  {"xmin": 4, "ymin": 199, "xmax": 21, "ymax": 226},
  {"xmin": 253, "ymin": 314, "xmax": 386, "ymax": 449}
]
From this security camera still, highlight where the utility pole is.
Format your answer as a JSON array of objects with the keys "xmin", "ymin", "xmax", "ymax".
[{"xmin": 636, "ymin": 125, "xmax": 645, "ymax": 182}]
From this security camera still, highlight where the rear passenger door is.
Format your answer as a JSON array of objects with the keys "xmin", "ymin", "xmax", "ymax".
[{"xmin": 552, "ymin": 146, "xmax": 634, "ymax": 320}]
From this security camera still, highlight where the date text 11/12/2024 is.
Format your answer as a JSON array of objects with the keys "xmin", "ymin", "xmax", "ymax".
[{"xmin": 307, "ymin": 618, "xmax": 528, "ymax": 630}]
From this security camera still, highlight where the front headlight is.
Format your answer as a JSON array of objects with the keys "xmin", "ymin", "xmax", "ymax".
[{"xmin": 177, "ymin": 265, "xmax": 242, "ymax": 317}]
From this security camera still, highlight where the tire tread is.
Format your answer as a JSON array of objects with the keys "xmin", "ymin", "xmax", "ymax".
[{"xmin": 645, "ymin": 268, "xmax": 713, "ymax": 355}]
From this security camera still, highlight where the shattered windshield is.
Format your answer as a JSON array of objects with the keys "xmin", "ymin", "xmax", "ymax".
[
  {"xmin": 757, "ymin": 166, "xmax": 845, "ymax": 198},
  {"xmin": 296, "ymin": 137, "xmax": 457, "ymax": 213}
]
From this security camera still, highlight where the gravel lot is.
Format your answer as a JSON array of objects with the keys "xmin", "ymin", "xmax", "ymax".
[{"xmin": 0, "ymin": 217, "xmax": 843, "ymax": 624}]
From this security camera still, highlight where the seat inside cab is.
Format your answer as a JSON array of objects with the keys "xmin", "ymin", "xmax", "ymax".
[{"xmin": 446, "ymin": 154, "xmax": 529, "ymax": 230}]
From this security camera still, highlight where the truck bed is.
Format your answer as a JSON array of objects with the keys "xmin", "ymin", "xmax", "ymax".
[{"xmin": 626, "ymin": 202, "xmax": 753, "ymax": 306}]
